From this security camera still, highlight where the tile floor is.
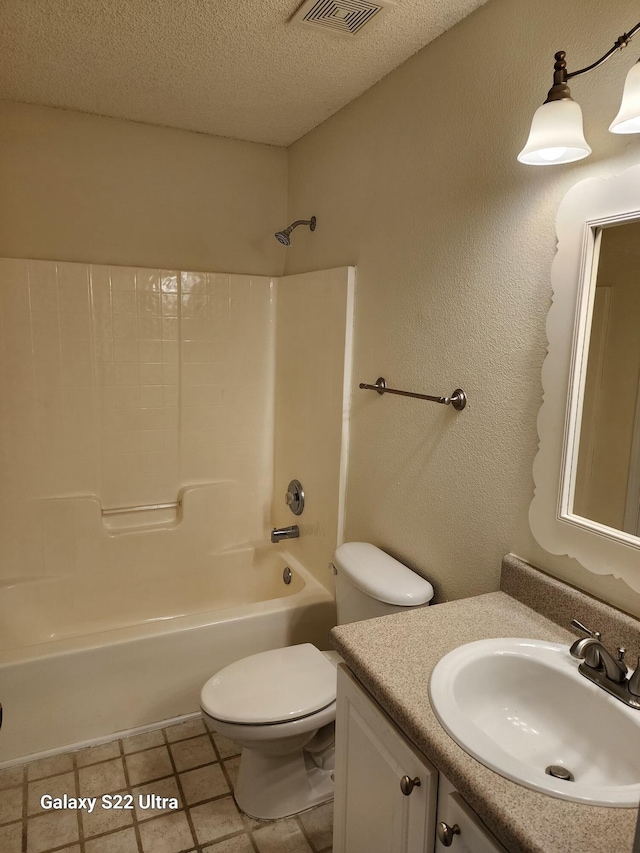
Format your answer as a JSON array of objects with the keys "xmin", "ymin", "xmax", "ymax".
[{"xmin": 0, "ymin": 717, "xmax": 333, "ymax": 853}]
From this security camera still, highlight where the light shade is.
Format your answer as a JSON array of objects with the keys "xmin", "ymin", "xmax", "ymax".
[
  {"xmin": 610, "ymin": 60, "xmax": 640, "ymax": 134},
  {"xmin": 518, "ymin": 99, "xmax": 592, "ymax": 165}
]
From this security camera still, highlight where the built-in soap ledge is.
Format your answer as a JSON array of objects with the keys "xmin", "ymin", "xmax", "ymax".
[
  {"xmin": 98, "ymin": 482, "xmax": 234, "ymax": 534},
  {"xmin": 101, "ymin": 496, "xmax": 183, "ymax": 533}
]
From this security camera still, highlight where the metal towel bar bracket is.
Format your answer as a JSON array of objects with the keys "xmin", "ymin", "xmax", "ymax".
[{"xmin": 359, "ymin": 377, "xmax": 467, "ymax": 411}]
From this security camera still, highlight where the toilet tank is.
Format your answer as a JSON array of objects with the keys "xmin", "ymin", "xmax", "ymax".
[{"xmin": 333, "ymin": 542, "xmax": 434, "ymax": 625}]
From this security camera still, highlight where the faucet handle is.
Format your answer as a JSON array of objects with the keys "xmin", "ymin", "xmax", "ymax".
[{"xmin": 571, "ymin": 619, "xmax": 602, "ymax": 641}]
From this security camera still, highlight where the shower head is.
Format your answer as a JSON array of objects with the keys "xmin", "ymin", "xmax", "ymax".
[{"xmin": 274, "ymin": 216, "xmax": 316, "ymax": 246}]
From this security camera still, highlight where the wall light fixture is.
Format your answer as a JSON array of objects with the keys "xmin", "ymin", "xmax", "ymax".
[{"xmin": 518, "ymin": 22, "xmax": 640, "ymax": 166}]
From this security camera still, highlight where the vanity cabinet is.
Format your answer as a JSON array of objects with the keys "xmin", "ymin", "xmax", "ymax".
[
  {"xmin": 333, "ymin": 664, "xmax": 438, "ymax": 853},
  {"xmin": 334, "ymin": 665, "xmax": 507, "ymax": 853},
  {"xmin": 435, "ymin": 775, "xmax": 508, "ymax": 853}
]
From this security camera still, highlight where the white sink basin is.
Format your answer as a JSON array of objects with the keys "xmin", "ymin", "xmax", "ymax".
[{"xmin": 428, "ymin": 638, "xmax": 640, "ymax": 806}]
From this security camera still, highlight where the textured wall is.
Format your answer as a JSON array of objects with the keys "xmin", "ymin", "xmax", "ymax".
[
  {"xmin": 0, "ymin": 101, "xmax": 288, "ymax": 275},
  {"xmin": 285, "ymin": 0, "xmax": 640, "ymax": 615}
]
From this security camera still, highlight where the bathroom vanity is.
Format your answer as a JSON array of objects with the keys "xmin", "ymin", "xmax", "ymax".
[
  {"xmin": 330, "ymin": 554, "xmax": 640, "ymax": 853},
  {"xmin": 334, "ymin": 663, "xmax": 507, "ymax": 852}
]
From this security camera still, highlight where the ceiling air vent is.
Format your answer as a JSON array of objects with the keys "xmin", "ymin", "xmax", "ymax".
[{"xmin": 291, "ymin": 0, "xmax": 396, "ymax": 39}]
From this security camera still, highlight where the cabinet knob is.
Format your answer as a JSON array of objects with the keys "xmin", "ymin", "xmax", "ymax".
[
  {"xmin": 437, "ymin": 821, "xmax": 461, "ymax": 846},
  {"xmin": 400, "ymin": 775, "xmax": 421, "ymax": 795}
]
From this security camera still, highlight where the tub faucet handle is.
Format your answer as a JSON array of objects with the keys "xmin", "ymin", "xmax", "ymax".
[{"xmin": 284, "ymin": 480, "xmax": 304, "ymax": 516}]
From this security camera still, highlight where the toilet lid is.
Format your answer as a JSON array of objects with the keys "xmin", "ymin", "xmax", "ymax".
[{"xmin": 200, "ymin": 644, "xmax": 337, "ymax": 725}]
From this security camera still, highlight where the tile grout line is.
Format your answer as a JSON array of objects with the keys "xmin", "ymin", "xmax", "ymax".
[
  {"xmin": 21, "ymin": 763, "xmax": 27, "ymax": 853},
  {"xmin": 208, "ymin": 728, "xmax": 245, "ymax": 818},
  {"xmin": 209, "ymin": 731, "xmax": 235, "ymax": 795},
  {"xmin": 72, "ymin": 751, "xmax": 85, "ymax": 853},
  {"xmin": 161, "ymin": 726, "xmax": 200, "ymax": 852},
  {"xmin": 207, "ymin": 728, "xmax": 260, "ymax": 852},
  {"xmin": 0, "ymin": 817, "xmax": 25, "ymax": 830},
  {"xmin": 35, "ymin": 841, "xmax": 84, "ymax": 853},
  {"xmin": 118, "ymin": 737, "xmax": 144, "ymax": 853},
  {"xmin": 296, "ymin": 813, "xmax": 318, "ymax": 853},
  {"xmin": 76, "ymin": 814, "xmax": 137, "ymax": 844},
  {"xmin": 246, "ymin": 831, "xmax": 261, "ymax": 853}
]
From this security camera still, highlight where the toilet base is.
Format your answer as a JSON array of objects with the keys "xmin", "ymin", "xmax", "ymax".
[
  {"xmin": 234, "ymin": 741, "xmax": 335, "ymax": 820},
  {"xmin": 202, "ymin": 704, "xmax": 336, "ymax": 821}
]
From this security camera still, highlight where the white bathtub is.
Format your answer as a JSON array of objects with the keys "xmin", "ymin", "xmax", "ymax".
[{"xmin": 0, "ymin": 549, "xmax": 336, "ymax": 764}]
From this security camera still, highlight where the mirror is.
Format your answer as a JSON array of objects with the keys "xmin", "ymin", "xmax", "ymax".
[
  {"xmin": 573, "ymin": 221, "xmax": 640, "ymax": 535},
  {"xmin": 530, "ymin": 164, "xmax": 640, "ymax": 593}
]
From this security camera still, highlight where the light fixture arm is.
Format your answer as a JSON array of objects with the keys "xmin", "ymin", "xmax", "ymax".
[
  {"xmin": 566, "ymin": 23, "xmax": 640, "ymax": 80},
  {"xmin": 544, "ymin": 23, "xmax": 640, "ymax": 105}
]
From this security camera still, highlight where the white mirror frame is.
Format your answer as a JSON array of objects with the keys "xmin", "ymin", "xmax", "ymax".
[{"xmin": 530, "ymin": 163, "xmax": 640, "ymax": 593}]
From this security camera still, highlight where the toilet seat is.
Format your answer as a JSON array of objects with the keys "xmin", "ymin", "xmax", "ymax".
[{"xmin": 200, "ymin": 643, "xmax": 337, "ymax": 725}]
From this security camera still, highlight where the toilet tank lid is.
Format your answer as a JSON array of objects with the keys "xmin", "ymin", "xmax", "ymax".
[{"xmin": 333, "ymin": 542, "xmax": 434, "ymax": 606}]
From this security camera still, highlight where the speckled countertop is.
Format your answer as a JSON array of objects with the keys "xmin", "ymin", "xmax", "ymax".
[{"xmin": 330, "ymin": 585, "xmax": 637, "ymax": 853}]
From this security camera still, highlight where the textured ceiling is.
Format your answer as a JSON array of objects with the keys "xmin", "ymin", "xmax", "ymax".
[{"xmin": 0, "ymin": 0, "xmax": 489, "ymax": 146}]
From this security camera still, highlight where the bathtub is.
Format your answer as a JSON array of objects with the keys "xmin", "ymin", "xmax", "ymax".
[{"xmin": 0, "ymin": 549, "xmax": 336, "ymax": 765}]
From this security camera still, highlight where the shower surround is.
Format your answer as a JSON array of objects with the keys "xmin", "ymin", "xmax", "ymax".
[
  {"xmin": 0, "ymin": 258, "xmax": 354, "ymax": 763},
  {"xmin": 0, "ymin": 260, "xmax": 276, "ymax": 559}
]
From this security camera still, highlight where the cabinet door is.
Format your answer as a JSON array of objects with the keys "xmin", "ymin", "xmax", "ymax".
[
  {"xmin": 333, "ymin": 665, "xmax": 437, "ymax": 853},
  {"xmin": 435, "ymin": 775, "xmax": 508, "ymax": 853}
]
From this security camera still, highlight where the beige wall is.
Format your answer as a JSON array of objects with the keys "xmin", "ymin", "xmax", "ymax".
[
  {"xmin": 0, "ymin": 101, "xmax": 287, "ymax": 275},
  {"xmin": 285, "ymin": 0, "xmax": 640, "ymax": 615}
]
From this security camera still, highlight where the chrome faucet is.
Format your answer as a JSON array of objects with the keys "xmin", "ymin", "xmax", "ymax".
[
  {"xmin": 569, "ymin": 619, "xmax": 640, "ymax": 709},
  {"xmin": 271, "ymin": 525, "xmax": 299, "ymax": 544}
]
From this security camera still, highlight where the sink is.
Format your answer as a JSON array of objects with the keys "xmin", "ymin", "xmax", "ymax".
[{"xmin": 428, "ymin": 638, "xmax": 640, "ymax": 806}]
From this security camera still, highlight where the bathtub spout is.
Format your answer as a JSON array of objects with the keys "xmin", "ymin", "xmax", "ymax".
[{"xmin": 271, "ymin": 525, "xmax": 300, "ymax": 544}]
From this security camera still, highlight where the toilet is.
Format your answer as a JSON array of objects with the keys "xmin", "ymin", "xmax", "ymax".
[{"xmin": 200, "ymin": 542, "xmax": 434, "ymax": 820}]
